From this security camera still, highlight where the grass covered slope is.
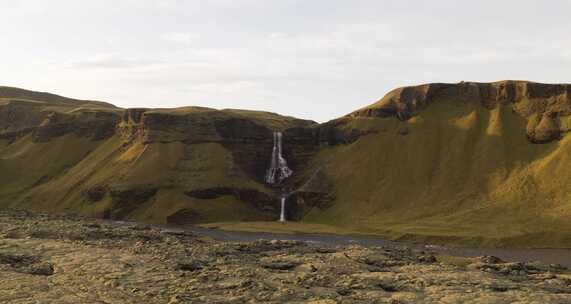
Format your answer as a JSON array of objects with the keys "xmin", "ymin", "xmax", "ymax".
[
  {"xmin": 0, "ymin": 87, "xmax": 316, "ymax": 225},
  {"xmin": 3, "ymin": 82, "xmax": 571, "ymax": 248},
  {"xmin": 302, "ymin": 81, "xmax": 571, "ymax": 247},
  {"xmin": 0, "ymin": 86, "xmax": 116, "ymax": 108}
]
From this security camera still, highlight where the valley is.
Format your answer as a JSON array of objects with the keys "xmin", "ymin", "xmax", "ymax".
[{"xmin": 2, "ymin": 81, "xmax": 571, "ymax": 247}]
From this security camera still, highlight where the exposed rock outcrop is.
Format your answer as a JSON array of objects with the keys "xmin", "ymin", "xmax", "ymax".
[
  {"xmin": 166, "ymin": 209, "xmax": 203, "ymax": 225},
  {"xmin": 32, "ymin": 111, "xmax": 121, "ymax": 142},
  {"xmin": 287, "ymin": 169, "xmax": 335, "ymax": 220},
  {"xmin": 526, "ymin": 112, "xmax": 561, "ymax": 143},
  {"xmin": 84, "ymin": 186, "xmax": 107, "ymax": 203},
  {"xmin": 0, "ymin": 87, "xmax": 120, "ymax": 142},
  {"xmin": 185, "ymin": 187, "xmax": 276, "ymax": 212},
  {"xmin": 3, "ymin": 210, "xmax": 571, "ymax": 303},
  {"xmin": 348, "ymin": 81, "xmax": 571, "ymax": 143},
  {"xmin": 104, "ymin": 188, "xmax": 158, "ymax": 220}
]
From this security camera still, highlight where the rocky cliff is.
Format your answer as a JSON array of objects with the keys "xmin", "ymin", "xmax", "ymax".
[
  {"xmin": 3, "ymin": 81, "xmax": 571, "ymax": 247},
  {"xmin": 0, "ymin": 88, "xmax": 120, "ymax": 142},
  {"xmin": 349, "ymin": 81, "xmax": 571, "ymax": 143}
]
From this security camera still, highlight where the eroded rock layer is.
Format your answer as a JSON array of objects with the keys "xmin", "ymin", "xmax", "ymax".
[{"xmin": 349, "ymin": 81, "xmax": 571, "ymax": 143}]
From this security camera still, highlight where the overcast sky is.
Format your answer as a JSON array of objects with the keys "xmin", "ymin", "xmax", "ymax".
[{"xmin": 2, "ymin": 0, "xmax": 571, "ymax": 122}]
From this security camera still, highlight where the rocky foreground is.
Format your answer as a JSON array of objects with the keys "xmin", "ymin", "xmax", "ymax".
[{"xmin": 0, "ymin": 210, "xmax": 570, "ymax": 304}]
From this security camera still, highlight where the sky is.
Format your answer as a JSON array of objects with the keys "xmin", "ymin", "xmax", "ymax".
[{"xmin": 2, "ymin": 0, "xmax": 571, "ymax": 122}]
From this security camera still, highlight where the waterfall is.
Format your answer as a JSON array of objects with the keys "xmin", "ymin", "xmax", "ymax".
[
  {"xmin": 265, "ymin": 132, "xmax": 293, "ymax": 184},
  {"xmin": 265, "ymin": 132, "xmax": 292, "ymax": 222},
  {"xmin": 279, "ymin": 196, "xmax": 286, "ymax": 222}
]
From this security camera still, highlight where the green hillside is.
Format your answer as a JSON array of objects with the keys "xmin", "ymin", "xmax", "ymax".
[
  {"xmin": 2, "ymin": 81, "xmax": 571, "ymax": 248},
  {"xmin": 0, "ymin": 91, "xmax": 315, "ymax": 225},
  {"xmin": 302, "ymin": 81, "xmax": 571, "ymax": 247}
]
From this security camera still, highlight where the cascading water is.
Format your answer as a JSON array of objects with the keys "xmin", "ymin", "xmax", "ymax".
[
  {"xmin": 265, "ymin": 131, "xmax": 293, "ymax": 222},
  {"xmin": 279, "ymin": 196, "xmax": 286, "ymax": 222},
  {"xmin": 265, "ymin": 132, "xmax": 293, "ymax": 184}
]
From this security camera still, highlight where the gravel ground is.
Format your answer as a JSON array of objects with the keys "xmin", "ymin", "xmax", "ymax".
[{"xmin": 1, "ymin": 210, "xmax": 570, "ymax": 304}]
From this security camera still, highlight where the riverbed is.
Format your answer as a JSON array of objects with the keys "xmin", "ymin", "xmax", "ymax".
[{"xmin": 149, "ymin": 223, "xmax": 571, "ymax": 268}]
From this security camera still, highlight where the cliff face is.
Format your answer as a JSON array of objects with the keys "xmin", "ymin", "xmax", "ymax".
[
  {"xmin": 3, "ymin": 82, "xmax": 571, "ymax": 247},
  {"xmin": 0, "ymin": 87, "xmax": 121, "ymax": 142},
  {"xmin": 117, "ymin": 107, "xmax": 318, "ymax": 182},
  {"xmin": 349, "ymin": 81, "xmax": 571, "ymax": 143}
]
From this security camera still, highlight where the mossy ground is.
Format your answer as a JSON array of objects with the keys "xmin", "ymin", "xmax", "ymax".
[{"xmin": 3, "ymin": 210, "xmax": 570, "ymax": 303}]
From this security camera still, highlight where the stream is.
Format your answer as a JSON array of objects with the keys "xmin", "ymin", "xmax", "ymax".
[{"xmin": 150, "ymin": 223, "xmax": 571, "ymax": 268}]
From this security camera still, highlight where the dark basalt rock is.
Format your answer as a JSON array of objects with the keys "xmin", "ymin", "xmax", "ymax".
[
  {"xmin": 0, "ymin": 253, "xmax": 54, "ymax": 276},
  {"xmin": 0, "ymin": 253, "xmax": 39, "ymax": 267},
  {"xmin": 260, "ymin": 260, "xmax": 299, "ymax": 270},
  {"xmin": 104, "ymin": 188, "xmax": 158, "ymax": 220},
  {"xmin": 215, "ymin": 118, "xmax": 276, "ymax": 180},
  {"xmin": 27, "ymin": 263, "xmax": 55, "ymax": 276},
  {"xmin": 286, "ymin": 168, "xmax": 336, "ymax": 220},
  {"xmin": 175, "ymin": 261, "xmax": 205, "ymax": 272},
  {"xmin": 418, "ymin": 255, "xmax": 437, "ymax": 264},
  {"xmin": 84, "ymin": 186, "xmax": 107, "ymax": 203},
  {"xmin": 478, "ymin": 256, "xmax": 505, "ymax": 264},
  {"xmin": 140, "ymin": 111, "xmax": 219, "ymax": 143},
  {"xmin": 214, "ymin": 117, "xmax": 273, "ymax": 142},
  {"xmin": 204, "ymin": 157, "xmax": 338, "ymax": 221},
  {"xmin": 287, "ymin": 191, "xmax": 335, "ymax": 221},
  {"xmin": 32, "ymin": 113, "xmax": 120, "ymax": 142},
  {"xmin": 315, "ymin": 119, "xmax": 373, "ymax": 145},
  {"xmin": 185, "ymin": 187, "xmax": 276, "ymax": 212},
  {"xmin": 0, "ymin": 101, "xmax": 49, "ymax": 134},
  {"xmin": 0, "ymin": 105, "xmax": 120, "ymax": 142}
]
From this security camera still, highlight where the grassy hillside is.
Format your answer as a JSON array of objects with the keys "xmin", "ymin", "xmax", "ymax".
[
  {"xmin": 0, "ymin": 86, "xmax": 116, "ymax": 108},
  {"xmin": 299, "ymin": 82, "xmax": 571, "ymax": 247},
  {"xmin": 0, "ymin": 88, "xmax": 314, "ymax": 225},
  {"xmin": 3, "ymin": 82, "xmax": 571, "ymax": 248},
  {"xmin": 0, "ymin": 129, "xmax": 282, "ymax": 224}
]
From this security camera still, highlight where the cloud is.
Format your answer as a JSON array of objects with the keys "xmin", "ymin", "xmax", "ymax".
[
  {"xmin": 3, "ymin": 0, "xmax": 571, "ymax": 122},
  {"xmin": 66, "ymin": 54, "xmax": 161, "ymax": 70},
  {"xmin": 161, "ymin": 32, "xmax": 200, "ymax": 45}
]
